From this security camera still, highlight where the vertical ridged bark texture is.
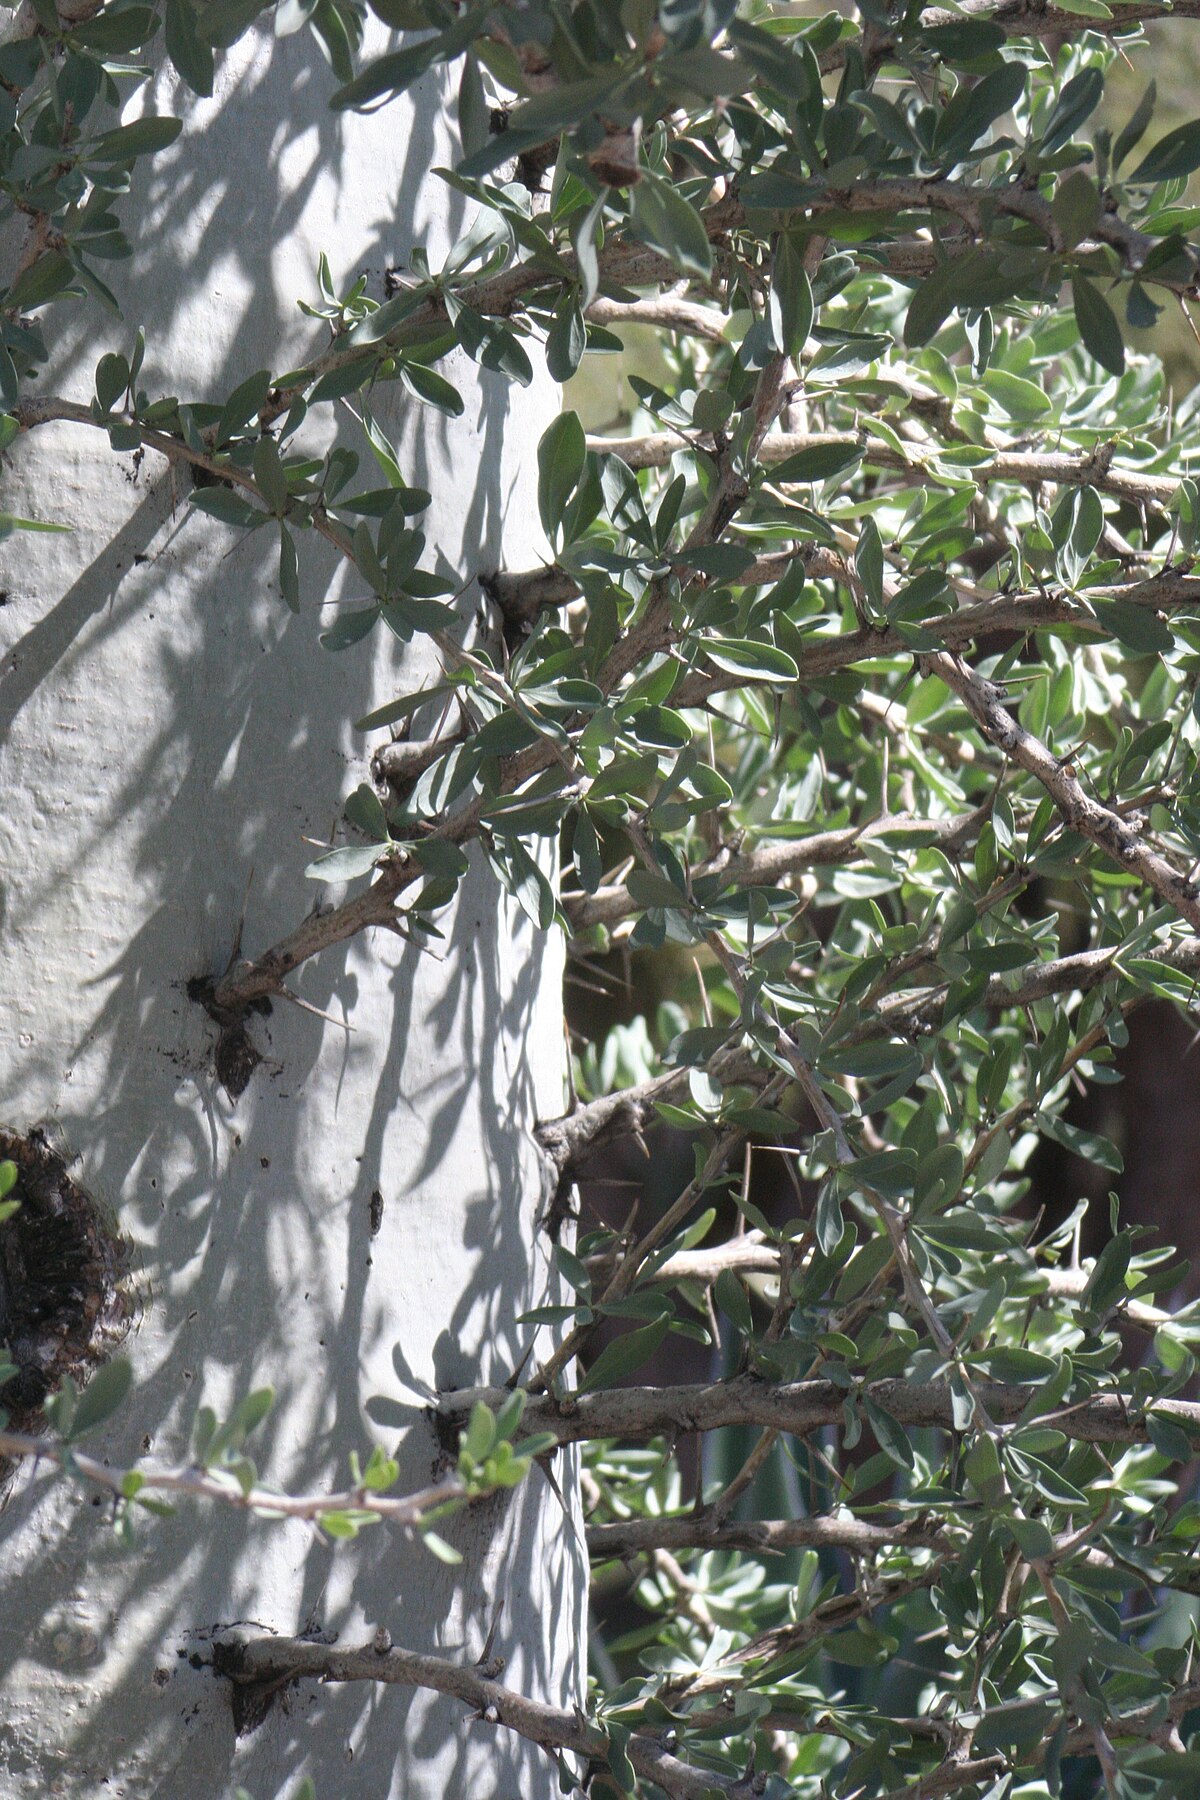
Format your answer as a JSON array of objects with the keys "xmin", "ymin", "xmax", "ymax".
[{"xmin": 0, "ymin": 34, "xmax": 583, "ymax": 1799}]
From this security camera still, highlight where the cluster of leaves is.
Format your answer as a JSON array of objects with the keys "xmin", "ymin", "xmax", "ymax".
[{"xmin": 15, "ymin": 0, "xmax": 1200, "ymax": 1796}]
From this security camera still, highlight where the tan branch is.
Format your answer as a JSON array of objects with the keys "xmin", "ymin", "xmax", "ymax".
[
  {"xmin": 588, "ymin": 428, "xmax": 1183, "ymax": 511},
  {"xmin": 927, "ymin": 650, "xmax": 1200, "ymax": 934},
  {"xmin": 0, "ymin": 1426, "xmax": 465, "ymax": 1529},
  {"xmin": 223, "ymin": 1635, "xmax": 744, "ymax": 1799},
  {"xmin": 588, "ymin": 1512, "xmax": 953, "ymax": 1559},
  {"xmin": 443, "ymin": 1375, "xmax": 1200, "ymax": 1449}
]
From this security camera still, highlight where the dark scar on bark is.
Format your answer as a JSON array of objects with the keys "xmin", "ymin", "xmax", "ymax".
[
  {"xmin": 186, "ymin": 976, "xmax": 272, "ymax": 1101},
  {"xmin": 212, "ymin": 1628, "xmax": 334, "ymax": 1736},
  {"xmin": 0, "ymin": 1126, "xmax": 130, "ymax": 1449},
  {"xmin": 211, "ymin": 1640, "xmax": 295, "ymax": 1735}
]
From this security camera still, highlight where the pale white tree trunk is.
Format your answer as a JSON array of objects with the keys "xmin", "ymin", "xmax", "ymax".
[{"xmin": 0, "ymin": 32, "xmax": 583, "ymax": 1799}]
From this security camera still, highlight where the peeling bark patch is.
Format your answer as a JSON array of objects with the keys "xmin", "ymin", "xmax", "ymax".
[{"xmin": 0, "ymin": 1127, "xmax": 130, "ymax": 1433}]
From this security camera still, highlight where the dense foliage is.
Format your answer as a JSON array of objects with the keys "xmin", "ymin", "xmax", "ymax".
[{"xmin": 10, "ymin": 1, "xmax": 1200, "ymax": 1796}]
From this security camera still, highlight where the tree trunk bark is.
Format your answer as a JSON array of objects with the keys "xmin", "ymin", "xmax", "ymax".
[{"xmin": 0, "ymin": 33, "xmax": 582, "ymax": 1799}]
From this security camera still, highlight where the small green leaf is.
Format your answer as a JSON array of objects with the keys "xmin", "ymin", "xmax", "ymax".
[
  {"xmin": 703, "ymin": 638, "xmax": 799, "ymax": 684},
  {"xmin": 461, "ymin": 1402, "xmax": 498, "ymax": 1465},
  {"xmin": 95, "ymin": 352, "xmax": 130, "ymax": 414},
  {"xmin": 1072, "ymin": 275, "xmax": 1125, "ymax": 377},
  {"xmin": 331, "ymin": 11, "xmax": 478, "ymax": 110},
  {"xmin": 230, "ymin": 1388, "xmax": 275, "ymax": 1440},
  {"xmin": 862, "ymin": 1395, "xmax": 913, "ymax": 1469},
  {"xmin": 770, "ymin": 442, "xmax": 862, "ymax": 485},
  {"xmin": 278, "ymin": 523, "xmax": 300, "ymax": 612},
  {"xmin": 1131, "ymin": 117, "xmax": 1200, "ymax": 184},
  {"xmin": 629, "ymin": 174, "xmax": 712, "ymax": 279},
  {"xmin": 546, "ymin": 289, "xmax": 586, "ymax": 383},
  {"xmin": 88, "ymin": 117, "xmax": 183, "ymax": 165},
  {"xmin": 715, "ymin": 1268, "xmax": 754, "ymax": 1336},
  {"xmin": 5, "ymin": 252, "xmax": 77, "ymax": 313},
  {"xmin": 344, "ymin": 781, "xmax": 389, "ymax": 842},
  {"xmin": 67, "ymin": 1358, "xmax": 133, "ymax": 1440},
  {"xmin": 1080, "ymin": 1228, "xmax": 1133, "ymax": 1314},
  {"xmin": 769, "ymin": 234, "xmax": 814, "ymax": 357},
  {"xmin": 1092, "ymin": 597, "xmax": 1173, "ymax": 653},
  {"xmin": 855, "ymin": 517, "xmax": 884, "ymax": 611},
  {"xmin": 1053, "ymin": 172, "xmax": 1101, "ymax": 250},
  {"xmin": 399, "ymin": 361, "xmax": 464, "ymax": 418},
  {"xmin": 190, "ymin": 488, "xmax": 262, "ymax": 530},
  {"xmin": 537, "ymin": 411, "xmax": 586, "ymax": 544},
  {"xmin": 1040, "ymin": 66, "xmax": 1104, "ymax": 157},
  {"xmin": 217, "ymin": 369, "xmax": 272, "ymax": 447},
  {"xmin": 305, "ymin": 842, "xmax": 391, "ymax": 883},
  {"xmin": 578, "ymin": 1315, "xmax": 670, "ymax": 1392},
  {"xmin": 1112, "ymin": 80, "xmax": 1156, "ymax": 172},
  {"xmin": 933, "ymin": 60, "xmax": 1025, "ymax": 162},
  {"xmin": 252, "ymin": 436, "xmax": 289, "ymax": 513},
  {"xmin": 422, "ymin": 1527, "xmax": 463, "ymax": 1564},
  {"xmin": 166, "ymin": 0, "xmax": 214, "ymax": 91},
  {"xmin": 1003, "ymin": 1515, "xmax": 1055, "ymax": 1560}
]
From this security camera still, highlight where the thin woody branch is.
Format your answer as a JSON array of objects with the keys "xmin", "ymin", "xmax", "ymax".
[
  {"xmin": 585, "ymin": 296, "xmax": 727, "ymax": 341},
  {"xmin": 581, "ymin": 1231, "xmax": 1171, "ymax": 1329},
  {"xmin": 701, "ymin": 179, "xmax": 1197, "ymax": 296},
  {"xmin": 492, "ymin": 550, "xmax": 1200, "ymax": 644},
  {"xmin": 810, "ymin": 0, "xmax": 1200, "ymax": 77},
  {"xmin": 927, "ymin": 649, "xmax": 1200, "ymax": 933},
  {"xmin": 0, "ymin": 1425, "xmax": 467, "ymax": 1530},
  {"xmin": 539, "ymin": 934, "xmax": 1200, "ymax": 1178},
  {"xmin": 589, "ymin": 1507, "xmax": 1200, "ymax": 1596},
  {"xmin": 222, "ymin": 1634, "xmax": 748, "ymax": 1800},
  {"xmin": 441, "ymin": 1375, "xmax": 1200, "ymax": 1450},
  {"xmin": 565, "ymin": 810, "xmax": 984, "ymax": 941},
  {"xmin": 662, "ymin": 1571, "xmax": 941, "ymax": 1701},
  {"xmin": 586, "ymin": 1230, "xmax": 782, "ymax": 1289},
  {"xmin": 535, "ymin": 1046, "xmax": 761, "ymax": 1177},
  {"xmin": 206, "ymin": 862, "xmax": 412, "ymax": 1015},
  {"xmin": 919, "ymin": 0, "xmax": 1200, "ymax": 46},
  {"xmin": 873, "ymin": 1757, "xmax": 1009, "ymax": 1800},
  {"xmin": 588, "ymin": 1512, "xmax": 954, "ymax": 1559},
  {"xmin": 587, "ymin": 428, "xmax": 1182, "ymax": 511}
]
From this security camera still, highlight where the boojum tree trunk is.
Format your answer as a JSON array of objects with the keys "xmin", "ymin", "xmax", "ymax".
[{"xmin": 0, "ymin": 34, "xmax": 583, "ymax": 1799}]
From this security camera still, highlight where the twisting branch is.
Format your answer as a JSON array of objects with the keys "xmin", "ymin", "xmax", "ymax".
[
  {"xmin": 811, "ymin": 0, "xmax": 1200, "ymax": 78},
  {"xmin": 585, "ymin": 1230, "xmax": 782, "ymax": 1289},
  {"xmin": 585, "ymin": 296, "xmax": 727, "ymax": 342},
  {"xmin": 564, "ymin": 810, "xmax": 984, "ymax": 941},
  {"xmin": 920, "ymin": 0, "xmax": 1200, "ymax": 43},
  {"xmin": 0, "ymin": 1426, "xmax": 466, "ymax": 1529},
  {"xmin": 222, "ymin": 1634, "xmax": 750, "ymax": 1800},
  {"xmin": 540, "ymin": 931, "xmax": 1200, "ymax": 1179},
  {"xmin": 493, "ymin": 549, "xmax": 1200, "ymax": 646},
  {"xmin": 441, "ymin": 1376, "xmax": 1200, "ymax": 1449},
  {"xmin": 535, "ymin": 1045, "xmax": 762, "ymax": 1178},
  {"xmin": 927, "ymin": 650, "xmax": 1200, "ymax": 933},
  {"xmin": 588, "ymin": 1512, "xmax": 955, "ymax": 1560},
  {"xmin": 662, "ymin": 1571, "xmax": 942, "ymax": 1701},
  {"xmin": 587, "ymin": 428, "xmax": 1184, "ymax": 510}
]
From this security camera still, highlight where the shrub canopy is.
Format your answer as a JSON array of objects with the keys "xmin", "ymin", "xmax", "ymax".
[{"xmin": 8, "ymin": 1, "xmax": 1200, "ymax": 1796}]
